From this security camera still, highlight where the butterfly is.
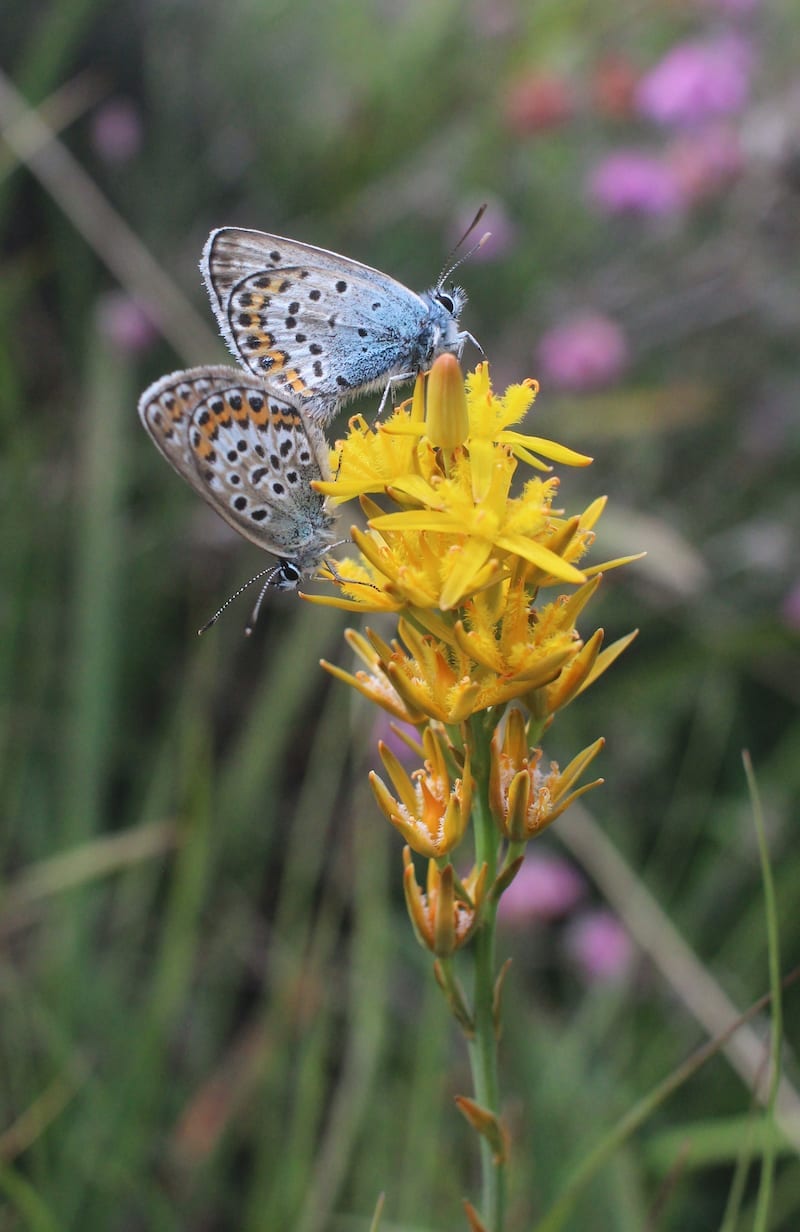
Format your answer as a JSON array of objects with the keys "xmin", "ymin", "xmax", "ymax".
[
  {"xmin": 138, "ymin": 366, "xmax": 339, "ymax": 632},
  {"xmin": 201, "ymin": 226, "xmax": 479, "ymax": 426}
]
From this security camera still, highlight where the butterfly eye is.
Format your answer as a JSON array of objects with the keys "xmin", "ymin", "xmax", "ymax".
[
  {"xmin": 435, "ymin": 291, "xmax": 455, "ymax": 314},
  {"xmin": 278, "ymin": 560, "xmax": 302, "ymax": 587}
]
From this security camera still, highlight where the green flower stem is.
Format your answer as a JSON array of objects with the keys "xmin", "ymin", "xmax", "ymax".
[{"xmin": 466, "ymin": 715, "xmax": 506, "ymax": 1232}]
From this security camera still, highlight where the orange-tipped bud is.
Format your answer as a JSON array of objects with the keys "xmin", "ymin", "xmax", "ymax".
[
  {"xmin": 490, "ymin": 712, "xmax": 605, "ymax": 840},
  {"xmin": 402, "ymin": 847, "xmax": 487, "ymax": 957},
  {"xmin": 425, "ymin": 353, "xmax": 469, "ymax": 450},
  {"xmin": 370, "ymin": 727, "xmax": 472, "ymax": 858}
]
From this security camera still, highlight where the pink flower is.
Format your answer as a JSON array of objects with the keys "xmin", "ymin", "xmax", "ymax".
[
  {"xmin": 370, "ymin": 713, "xmax": 420, "ymax": 767},
  {"xmin": 497, "ymin": 853, "xmax": 586, "ymax": 926},
  {"xmin": 666, "ymin": 124, "xmax": 743, "ymax": 203},
  {"xmin": 96, "ymin": 292, "xmax": 158, "ymax": 355},
  {"xmin": 780, "ymin": 582, "xmax": 800, "ymax": 632},
  {"xmin": 591, "ymin": 54, "xmax": 640, "ymax": 121},
  {"xmin": 566, "ymin": 910, "xmax": 634, "ymax": 982},
  {"xmin": 504, "ymin": 73, "xmax": 575, "ymax": 135},
  {"xmin": 702, "ymin": 0, "xmax": 760, "ymax": 14},
  {"xmin": 636, "ymin": 36, "xmax": 753, "ymax": 128},
  {"xmin": 588, "ymin": 151, "xmax": 684, "ymax": 217},
  {"xmin": 90, "ymin": 98, "xmax": 143, "ymax": 164},
  {"xmin": 536, "ymin": 313, "xmax": 630, "ymax": 393}
]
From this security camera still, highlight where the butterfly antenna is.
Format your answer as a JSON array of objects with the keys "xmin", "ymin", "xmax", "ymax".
[
  {"xmin": 197, "ymin": 564, "xmax": 280, "ymax": 636},
  {"xmin": 244, "ymin": 575, "xmax": 276, "ymax": 637},
  {"xmin": 436, "ymin": 203, "xmax": 491, "ymax": 288}
]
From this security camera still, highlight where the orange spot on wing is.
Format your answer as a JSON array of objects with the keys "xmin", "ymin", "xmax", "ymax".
[{"xmin": 284, "ymin": 368, "xmax": 309, "ymax": 394}]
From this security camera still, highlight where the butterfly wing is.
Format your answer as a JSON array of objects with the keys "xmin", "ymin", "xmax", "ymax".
[
  {"xmin": 138, "ymin": 366, "xmax": 335, "ymax": 567},
  {"xmin": 202, "ymin": 228, "xmax": 432, "ymax": 418}
]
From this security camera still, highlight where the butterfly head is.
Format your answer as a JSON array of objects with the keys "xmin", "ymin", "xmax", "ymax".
[
  {"xmin": 274, "ymin": 558, "xmax": 304, "ymax": 590},
  {"xmin": 420, "ymin": 283, "xmax": 469, "ymax": 357},
  {"xmin": 433, "ymin": 284, "xmax": 467, "ymax": 320}
]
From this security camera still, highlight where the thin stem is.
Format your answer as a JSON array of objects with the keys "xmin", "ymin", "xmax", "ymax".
[{"xmin": 466, "ymin": 714, "xmax": 506, "ymax": 1232}]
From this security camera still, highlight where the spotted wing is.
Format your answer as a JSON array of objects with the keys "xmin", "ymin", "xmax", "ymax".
[
  {"xmin": 202, "ymin": 228, "xmax": 432, "ymax": 416},
  {"xmin": 138, "ymin": 366, "xmax": 335, "ymax": 564}
]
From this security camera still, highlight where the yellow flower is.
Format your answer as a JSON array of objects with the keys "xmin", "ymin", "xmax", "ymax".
[
  {"xmin": 368, "ymin": 615, "xmax": 577, "ymax": 726},
  {"xmin": 370, "ymin": 727, "xmax": 472, "ymax": 858},
  {"xmin": 403, "ymin": 847, "xmax": 487, "ymax": 957},
  {"xmin": 308, "ymin": 360, "xmax": 596, "ymax": 615},
  {"xmin": 463, "ymin": 363, "xmax": 591, "ymax": 484},
  {"xmin": 489, "ymin": 709, "xmax": 605, "ymax": 841},
  {"xmin": 320, "ymin": 628, "xmax": 424, "ymax": 723}
]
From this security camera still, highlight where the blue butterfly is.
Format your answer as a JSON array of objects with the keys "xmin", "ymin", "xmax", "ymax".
[{"xmin": 201, "ymin": 227, "xmax": 479, "ymax": 425}]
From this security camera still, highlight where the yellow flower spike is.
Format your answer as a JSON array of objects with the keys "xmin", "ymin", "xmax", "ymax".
[
  {"xmin": 455, "ymin": 623, "xmax": 577, "ymax": 692},
  {"xmin": 433, "ymin": 863, "xmax": 457, "ymax": 956},
  {"xmin": 349, "ymin": 525, "xmax": 399, "ymax": 582},
  {"xmin": 393, "ymin": 622, "xmax": 485, "ymax": 720},
  {"xmin": 425, "ymin": 353, "xmax": 470, "ymax": 450},
  {"xmin": 305, "ymin": 556, "xmax": 403, "ymax": 613},
  {"xmin": 372, "ymin": 745, "xmax": 420, "ymax": 818},
  {"xmin": 358, "ymin": 608, "xmax": 581, "ymax": 723},
  {"xmin": 320, "ymin": 660, "xmax": 420, "ymax": 724},
  {"xmin": 521, "ymin": 516, "xmax": 582, "ymax": 584},
  {"xmin": 402, "ymin": 851, "xmax": 455, "ymax": 956},
  {"xmin": 316, "ymin": 407, "xmax": 422, "ymax": 503},
  {"xmin": 402, "ymin": 848, "xmax": 487, "ymax": 956},
  {"xmin": 558, "ymin": 737, "xmax": 606, "ymax": 797},
  {"xmin": 452, "ymin": 578, "xmax": 581, "ymax": 683},
  {"xmin": 387, "ymin": 661, "xmax": 483, "ymax": 725},
  {"xmin": 504, "ymin": 770, "xmax": 534, "ymax": 844},
  {"xmin": 405, "ymin": 606, "xmax": 462, "ymax": 646},
  {"xmin": 369, "ymin": 729, "xmax": 471, "ymax": 858},
  {"xmin": 577, "ymin": 629, "xmax": 639, "ymax": 695},
  {"xmin": 465, "ymin": 365, "xmax": 592, "ymax": 471},
  {"xmin": 489, "ymin": 708, "xmax": 528, "ymax": 823},
  {"xmin": 410, "ymin": 371, "xmax": 426, "ymax": 425},
  {"xmin": 362, "ymin": 625, "xmax": 395, "ymax": 663},
  {"xmin": 490, "ymin": 737, "xmax": 606, "ymax": 841},
  {"xmin": 319, "ymin": 628, "xmax": 425, "ymax": 723},
  {"xmin": 541, "ymin": 627, "xmax": 605, "ymax": 715},
  {"xmin": 493, "ymin": 531, "xmax": 586, "ymax": 585},
  {"xmin": 581, "ymin": 494, "xmax": 607, "ymax": 529},
  {"xmin": 437, "ymin": 539, "xmax": 495, "ymax": 611},
  {"xmin": 556, "ymin": 573, "xmax": 604, "ymax": 627}
]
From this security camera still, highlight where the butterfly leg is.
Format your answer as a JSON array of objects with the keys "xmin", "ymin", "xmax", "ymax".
[
  {"xmin": 458, "ymin": 329, "xmax": 484, "ymax": 357},
  {"xmin": 320, "ymin": 556, "xmax": 379, "ymax": 591},
  {"xmin": 376, "ymin": 371, "xmax": 416, "ymax": 419}
]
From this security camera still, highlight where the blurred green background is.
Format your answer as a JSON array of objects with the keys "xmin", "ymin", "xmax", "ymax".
[{"xmin": 2, "ymin": 1, "xmax": 799, "ymax": 1229}]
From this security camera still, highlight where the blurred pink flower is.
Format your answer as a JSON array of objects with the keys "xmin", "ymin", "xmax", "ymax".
[
  {"xmin": 591, "ymin": 54, "xmax": 640, "ymax": 121},
  {"xmin": 780, "ymin": 582, "xmax": 800, "ymax": 631},
  {"xmin": 636, "ymin": 36, "xmax": 753, "ymax": 128},
  {"xmin": 566, "ymin": 910, "xmax": 634, "ymax": 982},
  {"xmin": 90, "ymin": 98, "xmax": 143, "ymax": 164},
  {"xmin": 536, "ymin": 313, "xmax": 630, "ymax": 393},
  {"xmin": 702, "ymin": 0, "xmax": 760, "ymax": 14},
  {"xmin": 666, "ymin": 124, "xmax": 743, "ymax": 203},
  {"xmin": 588, "ymin": 150, "xmax": 684, "ymax": 217},
  {"xmin": 504, "ymin": 73, "xmax": 575, "ymax": 135},
  {"xmin": 371, "ymin": 712, "xmax": 420, "ymax": 767},
  {"xmin": 498, "ymin": 853, "xmax": 586, "ymax": 926},
  {"xmin": 470, "ymin": 0, "xmax": 518, "ymax": 38},
  {"xmin": 96, "ymin": 292, "xmax": 158, "ymax": 355}
]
